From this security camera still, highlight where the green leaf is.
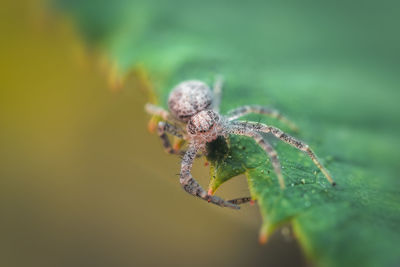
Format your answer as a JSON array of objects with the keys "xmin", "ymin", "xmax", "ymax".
[{"xmin": 53, "ymin": 1, "xmax": 400, "ymax": 266}]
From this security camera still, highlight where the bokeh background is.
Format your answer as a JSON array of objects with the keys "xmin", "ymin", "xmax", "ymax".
[
  {"xmin": 0, "ymin": 0, "xmax": 307, "ymax": 266},
  {"xmin": 1, "ymin": 0, "xmax": 399, "ymax": 266}
]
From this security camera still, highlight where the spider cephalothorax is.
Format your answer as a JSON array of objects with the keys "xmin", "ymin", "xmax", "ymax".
[
  {"xmin": 187, "ymin": 110, "xmax": 225, "ymax": 144},
  {"xmin": 146, "ymin": 77, "xmax": 335, "ymax": 209}
]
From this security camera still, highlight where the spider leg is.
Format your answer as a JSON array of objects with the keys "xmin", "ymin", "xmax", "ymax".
[
  {"xmin": 212, "ymin": 75, "xmax": 223, "ymax": 113},
  {"xmin": 157, "ymin": 121, "xmax": 185, "ymax": 155},
  {"xmin": 145, "ymin": 103, "xmax": 170, "ymax": 121},
  {"xmin": 158, "ymin": 122, "xmax": 203, "ymax": 158},
  {"xmin": 227, "ymin": 197, "xmax": 253, "ymax": 205},
  {"xmin": 232, "ymin": 121, "xmax": 336, "ymax": 186},
  {"xmin": 180, "ymin": 145, "xmax": 240, "ymax": 209},
  {"xmin": 226, "ymin": 105, "xmax": 298, "ymax": 132},
  {"xmin": 227, "ymin": 126, "xmax": 286, "ymax": 188}
]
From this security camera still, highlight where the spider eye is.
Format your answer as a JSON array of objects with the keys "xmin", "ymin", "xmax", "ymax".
[{"xmin": 187, "ymin": 110, "xmax": 219, "ymax": 135}]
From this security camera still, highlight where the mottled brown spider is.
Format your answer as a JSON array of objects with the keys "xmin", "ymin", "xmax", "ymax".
[{"xmin": 145, "ymin": 77, "xmax": 335, "ymax": 209}]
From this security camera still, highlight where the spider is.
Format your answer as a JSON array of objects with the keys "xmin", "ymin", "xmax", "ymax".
[{"xmin": 145, "ymin": 77, "xmax": 335, "ymax": 209}]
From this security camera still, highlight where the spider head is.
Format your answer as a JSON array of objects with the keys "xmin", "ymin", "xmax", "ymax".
[
  {"xmin": 187, "ymin": 110, "xmax": 221, "ymax": 143},
  {"xmin": 168, "ymin": 80, "xmax": 213, "ymax": 122}
]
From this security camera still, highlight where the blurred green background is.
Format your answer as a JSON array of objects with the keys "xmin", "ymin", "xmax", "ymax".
[
  {"xmin": 0, "ymin": 0, "xmax": 307, "ymax": 266},
  {"xmin": 1, "ymin": 0, "xmax": 400, "ymax": 266}
]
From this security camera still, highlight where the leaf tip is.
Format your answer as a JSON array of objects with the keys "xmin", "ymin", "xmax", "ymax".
[
  {"xmin": 147, "ymin": 116, "xmax": 159, "ymax": 133},
  {"xmin": 259, "ymin": 231, "xmax": 269, "ymax": 245},
  {"xmin": 207, "ymin": 188, "xmax": 214, "ymax": 196},
  {"xmin": 259, "ymin": 223, "xmax": 271, "ymax": 245},
  {"xmin": 173, "ymin": 138, "xmax": 185, "ymax": 152}
]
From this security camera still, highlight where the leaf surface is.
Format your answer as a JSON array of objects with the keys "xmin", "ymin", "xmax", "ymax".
[{"xmin": 53, "ymin": 1, "xmax": 400, "ymax": 266}]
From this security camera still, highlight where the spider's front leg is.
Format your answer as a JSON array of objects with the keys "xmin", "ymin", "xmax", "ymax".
[
  {"xmin": 226, "ymin": 105, "xmax": 298, "ymax": 132},
  {"xmin": 180, "ymin": 145, "xmax": 239, "ymax": 209},
  {"xmin": 227, "ymin": 197, "xmax": 253, "ymax": 205},
  {"xmin": 228, "ymin": 125, "xmax": 286, "ymax": 188},
  {"xmin": 158, "ymin": 122, "xmax": 205, "ymax": 157},
  {"xmin": 233, "ymin": 121, "xmax": 336, "ymax": 186},
  {"xmin": 157, "ymin": 121, "xmax": 186, "ymax": 155},
  {"xmin": 266, "ymin": 125, "xmax": 336, "ymax": 186},
  {"xmin": 145, "ymin": 103, "xmax": 187, "ymax": 154}
]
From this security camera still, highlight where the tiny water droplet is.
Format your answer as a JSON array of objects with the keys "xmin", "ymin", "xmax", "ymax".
[
  {"xmin": 291, "ymin": 183, "xmax": 294, "ymax": 187},
  {"xmin": 301, "ymin": 179, "xmax": 306, "ymax": 184}
]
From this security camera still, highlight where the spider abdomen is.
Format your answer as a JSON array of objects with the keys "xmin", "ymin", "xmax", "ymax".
[{"xmin": 168, "ymin": 80, "xmax": 213, "ymax": 122}]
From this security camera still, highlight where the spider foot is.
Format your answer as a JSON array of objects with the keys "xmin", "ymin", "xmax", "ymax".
[
  {"xmin": 228, "ymin": 197, "xmax": 254, "ymax": 205},
  {"xmin": 206, "ymin": 194, "xmax": 240, "ymax": 209}
]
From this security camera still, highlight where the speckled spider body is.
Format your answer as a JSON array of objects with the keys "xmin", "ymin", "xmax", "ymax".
[{"xmin": 145, "ymin": 78, "xmax": 335, "ymax": 209}]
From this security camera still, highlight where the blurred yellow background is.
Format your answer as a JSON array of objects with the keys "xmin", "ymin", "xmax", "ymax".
[{"xmin": 0, "ymin": 1, "xmax": 306, "ymax": 266}]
